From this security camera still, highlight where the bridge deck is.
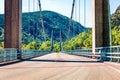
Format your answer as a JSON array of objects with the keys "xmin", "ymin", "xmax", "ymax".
[{"xmin": 0, "ymin": 53, "xmax": 120, "ymax": 80}]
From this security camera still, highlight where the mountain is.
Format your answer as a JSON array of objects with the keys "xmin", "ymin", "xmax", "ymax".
[
  {"xmin": 63, "ymin": 4, "xmax": 120, "ymax": 50},
  {"xmin": 62, "ymin": 29, "xmax": 92, "ymax": 50},
  {"xmin": 116, "ymin": 5, "xmax": 120, "ymax": 12},
  {"xmin": 62, "ymin": 6, "xmax": 120, "ymax": 50},
  {"xmin": 111, "ymin": 6, "xmax": 120, "ymax": 29},
  {"xmin": 111, "ymin": 7, "xmax": 120, "ymax": 45},
  {"xmin": 0, "ymin": 10, "xmax": 88, "ymax": 44}
]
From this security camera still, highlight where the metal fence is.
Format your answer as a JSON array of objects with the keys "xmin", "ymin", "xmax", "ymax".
[
  {"xmin": 1, "ymin": 46, "xmax": 120, "ymax": 63},
  {"xmin": 0, "ymin": 48, "xmax": 51, "ymax": 63},
  {"xmin": 62, "ymin": 49, "xmax": 93, "ymax": 58},
  {"xmin": 0, "ymin": 48, "xmax": 17, "ymax": 62},
  {"xmin": 22, "ymin": 50, "xmax": 51, "ymax": 59},
  {"xmin": 63, "ymin": 45, "xmax": 120, "ymax": 62},
  {"xmin": 95, "ymin": 46, "xmax": 120, "ymax": 62}
]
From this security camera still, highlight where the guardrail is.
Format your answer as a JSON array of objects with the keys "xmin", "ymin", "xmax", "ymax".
[
  {"xmin": 63, "ymin": 46, "xmax": 120, "ymax": 62},
  {"xmin": 1, "ymin": 46, "xmax": 120, "ymax": 63},
  {"xmin": 62, "ymin": 49, "xmax": 93, "ymax": 58},
  {"xmin": 0, "ymin": 48, "xmax": 17, "ymax": 62},
  {"xmin": 22, "ymin": 50, "xmax": 51, "ymax": 59},
  {"xmin": 95, "ymin": 46, "xmax": 120, "ymax": 62},
  {"xmin": 0, "ymin": 48, "xmax": 51, "ymax": 63}
]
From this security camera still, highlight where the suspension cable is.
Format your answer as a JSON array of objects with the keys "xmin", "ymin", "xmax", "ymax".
[
  {"xmin": 73, "ymin": 0, "xmax": 78, "ymax": 50},
  {"xmin": 84, "ymin": 0, "xmax": 86, "ymax": 27},
  {"xmin": 79, "ymin": 0, "xmax": 81, "ymax": 23},
  {"xmin": 28, "ymin": 0, "xmax": 30, "ymax": 35},
  {"xmin": 75, "ymin": 0, "xmax": 77, "ymax": 22},
  {"xmin": 33, "ymin": 0, "xmax": 35, "ymax": 12},
  {"xmin": 38, "ymin": 0, "xmax": 46, "ymax": 41},
  {"xmin": 73, "ymin": 0, "xmax": 77, "ymax": 37},
  {"xmin": 108, "ymin": 0, "xmax": 112, "ymax": 46},
  {"xmin": 33, "ymin": 0, "xmax": 35, "ymax": 40},
  {"xmin": 36, "ymin": 0, "xmax": 39, "ymax": 40},
  {"xmin": 67, "ymin": 0, "xmax": 75, "ymax": 39},
  {"xmin": 60, "ymin": 29, "xmax": 62, "ymax": 51},
  {"xmin": 50, "ymin": 30, "xmax": 53, "ymax": 51}
]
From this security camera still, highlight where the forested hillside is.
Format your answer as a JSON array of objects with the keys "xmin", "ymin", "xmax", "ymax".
[
  {"xmin": 22, "ymin": 11, "xmax": 87, "ymax": 44},
  {"xmin": 0, "ymin": 11, "xmax": 87, "ymax": 50},
  {"xmin": 111, "ymin": 9, "xmax": 120, "ymax": 45},
  {"xmin": 62, "ymin": 9, "xmax": 120, "ymax": 51}
]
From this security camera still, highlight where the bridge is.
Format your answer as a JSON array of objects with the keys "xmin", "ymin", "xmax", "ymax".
[
  {"xmin": 0, "ymin": 0, "xmax": 120, "ymax": 80},
  {"xmin": 1, "ymin": 53, "xmax": 120, "ymax": 80}
]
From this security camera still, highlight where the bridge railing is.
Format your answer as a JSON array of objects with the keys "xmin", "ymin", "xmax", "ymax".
[
  {"xmin": 0, "ymin": 48, "xmax": 17, "ymax": 62},
  {"xmin": 95, "ymin": 46, "xmax": 120, "ymax": 62},
  {"xmin": 63, "ymin": 45, "xmax": 120, "ymax": 62},
  {"xmin": 22, "ymin": 49, "xmax": 51, "ymax": 59},
  {"xmin": 62, "ymin": 49, "xmax": 94, "ymax": 58},
  {"xmin": 0, "ymin": 48, "xmax": 51, "ymax": 63}
]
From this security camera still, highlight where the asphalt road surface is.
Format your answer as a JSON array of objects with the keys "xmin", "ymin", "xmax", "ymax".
[{"xmin": 0, "ymin": 53, "xmax": 120, "ymax": 80}]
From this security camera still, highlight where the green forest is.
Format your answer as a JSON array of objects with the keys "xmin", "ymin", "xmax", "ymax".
[
  {"xmin": 62, "ymin": 10, "xmax": 120, "ymax": 51},
  {"xmin": 0, "ymin": 10, "xmax": 120, "ymax": 52},
  {"xmin": 0, "ymin": 11, "xmax": 87, "ymax": 51}
]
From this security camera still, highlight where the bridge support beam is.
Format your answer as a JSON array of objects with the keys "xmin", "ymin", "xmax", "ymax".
[
  {"xmin": 92, "ymin": 0, "xmax": 110, "ymax": 54},
  {"xmin": 4, "ymin": 0, "xmax": 22, "ymax": 59}
]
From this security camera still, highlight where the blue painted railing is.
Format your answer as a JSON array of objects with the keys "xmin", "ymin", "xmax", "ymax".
[
  {"xmin": 1, "ymin": 46, "xmax": 120, "ymax": 63},
  {"xmin": 63, "ymin": 45, "xmax": 120, "ymax": 62},
  {"xmin": 0, "ymin": 48, "xmax": 17, "ymax": 62},
  {"xmin": 0, "ymin": 48, "xmax": 51, "ymax": 63},
  {"xmin": 95, "ymin": 46, "xmax": 120, "ymax": 62},
  {"xmin": 22, "ymin": 50, "xmax": 51, "ymax": 59}
]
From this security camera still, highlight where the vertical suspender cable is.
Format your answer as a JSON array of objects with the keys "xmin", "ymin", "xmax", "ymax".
[
  {"xmin": 68, "ymin": 0, "xmax": 75, "ymax": 40},
  {"xmin": 72, "ymin": 0, "xmax": 77, "ymax": 50},
  {"xmin": 28, "ymin": 0, "xmax": 30, "ymax": 35},
  {"xmin": 75, "ymin": 0, "xmax": 77, "ymax": 22},
  {"xmin": 84, "ymin": 0, "xmax": 86, "ymax": 27},
  {"xmin": 79, "ymin": 0, "xmax": 81, "ymax": 23},
  {"xmin": 108, "ymin": 0, "xmax": 112, "ymax": 46},
  {"xmin": 33, "ymin": 0, "xmax": 35, "ymax": 12},
  {"xmin": 33, "ymin": 0, "xmax": 35, "ymax": 40},
  {"xmin": 36, "ymin": 0, "xmax": 39, "ymax": 40},
  {"xmin": 50, "ymin": 30, "xmax": 53, "ymax": 51},
  {"xmin": 73, "ymin": 0, "xmax": 77, "ymax": 37},
  {"xmin": 60, "ymin": 29, "xmax": 62, "ymax": 51},
  {"xmin": 75, "ymin": 0, "xmax": 78, "ymax": 49},
  {"xmin": 38, "ymin": 0, "xmax": 46, "ymax": 42}
]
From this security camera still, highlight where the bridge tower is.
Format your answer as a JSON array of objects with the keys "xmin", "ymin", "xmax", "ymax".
[
  {"xmin": 4, "ymin": 0, "xmax": 22, "ymax": 57},
  {"xmin": 92, "ymin": 0, "xmax": 110, "ymax": 54}
]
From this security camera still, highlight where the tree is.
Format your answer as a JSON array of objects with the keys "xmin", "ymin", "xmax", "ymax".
[
  {"xmin": 53, "ymin": 43, "xmax": 60, "ymax": 52},
  {"xmin": 0, "ymin": 42, "xmax": 4, "ymax": 48},
  {"xmin": 25, "ymin": 41, "xmax": 39, "ymax": 50},
  {"xmin": 39, "ymin": 41, "xmax": 51, "ymax": 51}
]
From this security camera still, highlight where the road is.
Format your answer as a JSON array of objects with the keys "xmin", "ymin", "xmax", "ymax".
[{"xmin": 0, "ymin": 53, "xmax": 120, "ymax": 80}]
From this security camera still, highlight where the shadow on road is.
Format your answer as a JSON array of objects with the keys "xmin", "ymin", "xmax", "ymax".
[{"xmin": 27, "ymin": 59, "xmax": 103, "ymax": 63}]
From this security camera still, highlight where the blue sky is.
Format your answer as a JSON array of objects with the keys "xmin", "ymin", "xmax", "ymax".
[{"xmin": 0, "ymin": 0, "xmax": 120, "ymax": 27}]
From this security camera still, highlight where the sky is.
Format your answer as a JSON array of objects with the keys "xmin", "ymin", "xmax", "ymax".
[{"xmin": 0, "ymin": 0, "xmax": 120, "ymax": 27}]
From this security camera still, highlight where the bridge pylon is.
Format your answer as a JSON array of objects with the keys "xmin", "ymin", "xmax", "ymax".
[
  {"xmin": 92, "ymin": 0, "xmax": 110, "ymax": 56},
  {"xmin": 4, "ymin": 0, "xmax": 22, "ymax": 59}
]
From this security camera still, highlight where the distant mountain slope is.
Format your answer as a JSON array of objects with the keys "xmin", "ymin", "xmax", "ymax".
[
  {"xmin": 0, "ymin": 11, "xmax": 88, "ymax": 44},
  {"xmin": 62, "ymin": 7, "xmax": 120, "ymax": 50},
  {"xmin": 116, "ymin": 5, "xmax": 120, "ymax": 12},
  {"xmin": 62, "ymin": 29, "xmax": 92, "ymax": 50},
  {"xmin": 22, "ymin": 11, "xmax": 87, "ymax": 43}
]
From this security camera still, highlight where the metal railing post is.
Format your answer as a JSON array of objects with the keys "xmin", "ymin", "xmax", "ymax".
[{"xmin": 17, "ymin": 48, "xmax": 22, "ymax": 60}]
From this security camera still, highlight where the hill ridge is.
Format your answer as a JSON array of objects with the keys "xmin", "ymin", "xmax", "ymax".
[{"xmin": 0, "ymin": 10, "xmax": 88, "ymax": 44}]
